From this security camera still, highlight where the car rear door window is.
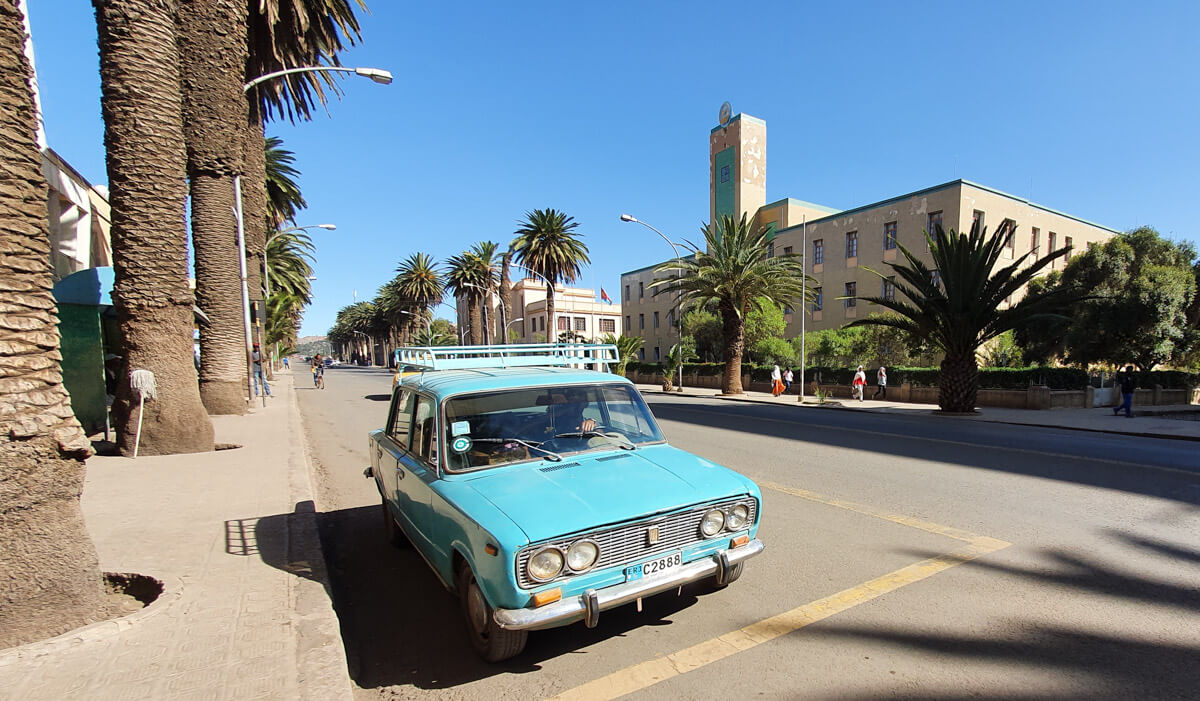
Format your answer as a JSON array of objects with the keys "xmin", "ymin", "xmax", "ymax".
[{"xmin": 388, "ymin": 390, "xmax": 414, "ymax": 449}]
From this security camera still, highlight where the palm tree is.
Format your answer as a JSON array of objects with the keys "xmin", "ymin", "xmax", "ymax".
[
  {"xmin": 265, "ymin": 231, "xmax": 314, "ymax": 356},
  {"xmin": 178, "ymin": 0, "xmax": 251, "ymax": 415},
  {"xmin": 602, "ymin": 333, "xmax": 644, "ymax": 377},
  {"xmin": 848, "ymin": 221, "xmax": 1074, "ymax": 412},
  {"xmin": 472, "ymin": 241, "xmax": 500, "ymax": 344},
  {"xmin": 445, "ymin": 243, "xmax": 499, "ymax": 345},
  {"xmin": 395, "ymin": 253, "xmax": 444, "ymax": 342},
  {"xmin": 264, "ymin": 136, "xmax": 305, "ymax": 227},
  {"xmin": 94, "ymin": 0, "xmax": 215, "ymax": 455},
  {"xmin": 0, "ymin": 0, "xmax": 106, "ymax": 647},
  {"xmin": 498, "ymin": 250, "xmax": 514, "ymax": 341},
  {"xmin": 651, "ymin": 214, "xmax": 810, "ymax": 394},
  {"xmin": 511, "ymin": 209, "xmax": 590, "ymax": 340}
]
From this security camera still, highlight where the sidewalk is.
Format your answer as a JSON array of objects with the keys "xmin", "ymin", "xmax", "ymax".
[
  {"xmin": 0, "ymin": 374, "xmax": 352, "ymax": 701},
  {"xmin": 636, "ymin": 384, "xmax": 1200, "ymax": 442}
]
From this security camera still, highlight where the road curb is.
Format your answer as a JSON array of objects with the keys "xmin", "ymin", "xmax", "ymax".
[
  {"xmin": 285, "ymin": 374, "xmax": 356, "ymax": 701},
  {"xmin": 640, "ymin": 388, "xmax": 1200, "ymax": 443}
]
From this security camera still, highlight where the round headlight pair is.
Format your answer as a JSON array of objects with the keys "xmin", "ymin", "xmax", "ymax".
[
  {"xmin": 727, "ymin": 504, "xmax": 750, "ymax": 530},
  {"xmin": 700, "ymin": 503, "xmax": 752, "ymax": 537},
  {"xmin": 528, "ymin": 540, "xmax": 600, "ymax": 582}
]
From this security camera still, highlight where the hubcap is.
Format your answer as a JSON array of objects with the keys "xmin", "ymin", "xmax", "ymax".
[{"xmin": 466, "ymin": 578, "xmax": 489, "ymax": 636}]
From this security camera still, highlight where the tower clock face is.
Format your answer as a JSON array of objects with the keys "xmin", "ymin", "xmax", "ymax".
[{"xmin": 719, "ymin": 101, "xmax": 732, "ymax": 126}]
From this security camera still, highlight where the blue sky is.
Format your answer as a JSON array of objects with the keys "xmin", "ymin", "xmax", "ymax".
[{"xmin": 29, "ymin": 1, "xmax": 1200, "ymax": 337}]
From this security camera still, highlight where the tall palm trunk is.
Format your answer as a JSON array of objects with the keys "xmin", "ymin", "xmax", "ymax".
[
  {"xmin": 719, "ymin": 300, "xmax": 745, "ymax": 394},
  {"xmin": 95, "ymin": 0, "xmax": 214, "ymax": 455},
  {"xmin": 0, "ymin": 0, "xmax": 106, "ymax": 647},
  {"xmin": 498, "ymin": 252, "xmax": 512, "ymax": 341},
  {"xmin": 178, "ymin": 0, "xmax": 249, "ymax": 414},
  {"xmin": 938, "ymin": 352, "xmax": 978, "ymax": 413},
  {"xmin": 546, "ymin": 284, "xmax": 556, "ymax": 343},
  {"xmin": 242, "ymin": 105, "xmax": 268, "ymax": 372},
  {"xmin": 468, "ymin": 293, "xmax": 483, "ymax": 345}
]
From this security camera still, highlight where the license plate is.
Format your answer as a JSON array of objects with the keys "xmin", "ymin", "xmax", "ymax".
[{"xmin": 624, "ymin": 551, "xmax": 683, "ymax": 581}]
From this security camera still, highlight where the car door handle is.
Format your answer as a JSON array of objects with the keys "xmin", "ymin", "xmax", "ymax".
[{"xmin": 395, "ymin": 464, "xmax": 405, "ymax": 479}]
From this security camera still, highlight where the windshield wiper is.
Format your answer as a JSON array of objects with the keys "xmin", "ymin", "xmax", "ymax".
[
  {"xmin": 472, "ymin": 437, "xmax": 563, "ymax": 462},
  {"xmin": 552, "ymin": 431, "xmax": 637, "ymax": 451}
]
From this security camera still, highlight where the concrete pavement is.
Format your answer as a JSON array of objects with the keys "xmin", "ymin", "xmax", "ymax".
[
  {"xmin": 0, "ymin": 372, "xmax": 352, "ymax": 701},
  {"xmin": 637, "ymin": 383, "xmax": 1200, "ymax": 441}
]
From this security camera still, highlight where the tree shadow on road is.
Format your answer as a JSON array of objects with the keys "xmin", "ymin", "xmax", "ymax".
[
  {"xmin": 815, "ymin": 531, "xmax": 1200, "ymax": 699},
  {"xmin": 312, "ymin": 503, "xmax": 714, "ymax": 690},
  {"xmin": 646, "ymin": 398, "xmax": 1200, "ymax": 505}
]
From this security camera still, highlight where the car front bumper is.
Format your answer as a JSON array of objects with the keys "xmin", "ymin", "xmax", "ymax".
[{"xmin": 493, "ymin": 539, "xmax": 765, "ymax": 631}]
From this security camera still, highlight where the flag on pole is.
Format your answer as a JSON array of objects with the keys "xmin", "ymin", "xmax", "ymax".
[{"xmin": 600, "ymin": 288, "xmax": 612, "ymax": 304}]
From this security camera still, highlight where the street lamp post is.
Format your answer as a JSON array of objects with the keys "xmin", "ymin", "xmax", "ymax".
[
  {"xmin": 515, "ymin": 264, "xmax": 559, "ymax": 343},
  {"xmin": 620, "ymin": 214, "xmax": 684, "ymax": 391},
  {"xmin": 243, "ymin": 66, "xmax": 393, "ymax": 94},
  {"xmin": 505, "ymin": 317, "xmax": 524, "ymax": 342}
]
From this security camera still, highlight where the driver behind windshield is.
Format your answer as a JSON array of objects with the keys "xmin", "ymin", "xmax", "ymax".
[{"xmin": 554, "ymin": 387, "xmax": 596, "ymax": 435}]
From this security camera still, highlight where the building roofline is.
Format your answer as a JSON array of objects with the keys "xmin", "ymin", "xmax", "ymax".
[
  {"xmin": 710, "ymin": 112, "xmax": 766, "ymax": 134},
  {"xmin": 761, "ymin": 197, "xmax": 841, "ymax": 215},
  {"xmin": 772, "ymin": 178, "xmax": 1120, "ymax": 237}
]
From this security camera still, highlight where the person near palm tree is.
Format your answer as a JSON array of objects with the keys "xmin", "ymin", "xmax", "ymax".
[
  {"xmin": 771, "ymin": 364, "xmax": 784, "ymax": 396},
  {"xmin": 852, "ymin": 365, "xmax": 867, "ymax": 401},
  {"xmin": 252, "ymin": 343, "xmax": 271, "ymax": 397},
  {"xmin": 873, "ymin": 366, "xmax": 887, "ymax": 399}
]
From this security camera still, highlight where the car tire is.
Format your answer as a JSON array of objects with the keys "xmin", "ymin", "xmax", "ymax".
[
  {"xmin": 457, "ymin": 561, "xmax": 527, "ymax": 662},
  {"xmin": 382, "ymin": 498, "xmax": 408, "ymax": 548}
]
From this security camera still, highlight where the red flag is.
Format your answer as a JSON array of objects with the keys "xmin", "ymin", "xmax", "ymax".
[{"xmin": 600, "ymin": 288, "xmax": 612, "ymax": 304}]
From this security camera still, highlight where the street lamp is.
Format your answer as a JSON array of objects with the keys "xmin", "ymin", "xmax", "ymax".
[
  {"xmin": 505, "ymin": 317, "xmax": 524, "ymax": 343},
  {"xmin": 620, "ymin": 214, "xmax": 684, "ymax": 391},
  {"xmin": 242, "ymin": 66, "xmax": 393, "ymax": 93}
]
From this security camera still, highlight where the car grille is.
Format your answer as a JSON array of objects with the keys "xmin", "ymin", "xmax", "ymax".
[{"xmin": 515, "ymin": 497, "xmax": 757, "ymax": 589}]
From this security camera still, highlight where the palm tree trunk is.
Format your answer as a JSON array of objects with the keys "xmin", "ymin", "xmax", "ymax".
[
  {"xmin": 498, "ymin": 252, "xmax": 512, "ymax": 341},
  {"xmin": 178, "ymin": 0, "xmax": 248, "ymax": 414},
  {"xmin": 242, "ymin": 106, "xmax": 268, "ymax": 375},
  {"xmin": 95, "ymin": 0, "xmax": 215, "ymax": 456},
  {"xmin": 546, "ymin": 285, "xmax": 556, "ymax": 344},
  {"xmin": 719, "ymin": 300, "xmax": 745, "ymax": 394},
  {"xmin": 469, "ymin": 294, "xmax": 483, "ymax": 346},
  {"xmin": 938, "ymin": 352, "xmax": 979, "ymax": 413},
  {"xmin": 0, "ymin": 0, "xmax": 106, "ymax": 647}
]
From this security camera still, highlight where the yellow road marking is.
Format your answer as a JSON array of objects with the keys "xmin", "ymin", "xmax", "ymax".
[{"xmin": 547, "ymin": 485, "xmax": 1011, "ymax": 701}]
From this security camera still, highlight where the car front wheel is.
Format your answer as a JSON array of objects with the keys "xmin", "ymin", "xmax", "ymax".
[{"xmin": 457, "ymin": 561, "xmax": 527, "ymax": 662}]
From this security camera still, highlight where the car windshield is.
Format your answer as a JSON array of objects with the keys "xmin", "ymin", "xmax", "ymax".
[{"xmin": 443, "ymin": 383, "xmax": 665, "ymax": 472}]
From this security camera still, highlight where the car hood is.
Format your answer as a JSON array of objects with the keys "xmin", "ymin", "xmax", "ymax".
[{"xmin": 463, "ymin": 444, "xmax": 753, "ymax": 543}]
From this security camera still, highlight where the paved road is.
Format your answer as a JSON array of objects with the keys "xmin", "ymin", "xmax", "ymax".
[{"xmin": 296, "ymin": 367, "xmax": 1200, "ymax": 700}]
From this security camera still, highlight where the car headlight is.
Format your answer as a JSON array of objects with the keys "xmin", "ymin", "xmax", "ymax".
[
  {"xmin": 565, "ymin": 540, "xmax": 599, "ymax": 572},
  {"xmin": 527, "ymin": 547, "xmax": 564, "ymax": 582},
  {"xmin": 700, "ymin": 509, "xmax": 726, "ymax": 537},
  {"xmin": 727, "ymin": 504, "xmax": 750, "ymax": 530}
]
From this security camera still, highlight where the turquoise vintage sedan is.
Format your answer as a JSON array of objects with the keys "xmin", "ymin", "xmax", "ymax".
[{"xmin": 367, "ymin": 344, "xmax": 764, "ymax": 661}]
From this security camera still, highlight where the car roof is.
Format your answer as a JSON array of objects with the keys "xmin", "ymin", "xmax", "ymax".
[{"xmin": 398, "ymin": 366, "xmax": 634, "ymax": 399}]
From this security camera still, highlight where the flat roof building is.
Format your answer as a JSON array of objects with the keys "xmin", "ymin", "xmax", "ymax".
[{"xmin": 622, "ymin": 111, "xmax": 1117, "ymax": 348}]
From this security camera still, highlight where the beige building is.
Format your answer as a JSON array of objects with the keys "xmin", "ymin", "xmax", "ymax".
[
  {"xmin": 622, "ymin": 110, "xmax": 1118, "ymax": 346},
  {"xmin": 457, "ymin": 278, "xmax": 622, "ymax": 344}
]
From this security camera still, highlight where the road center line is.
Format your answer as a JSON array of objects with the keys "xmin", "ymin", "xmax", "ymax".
[{"xmin": 547, "ymin": 485, "xmax": 1011, "ymax": 701}]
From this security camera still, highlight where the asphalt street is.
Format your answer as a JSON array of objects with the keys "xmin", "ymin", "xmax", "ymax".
[{"xmin": 296, "ymin": 366, "xmax": 1200, "ymax": 700}]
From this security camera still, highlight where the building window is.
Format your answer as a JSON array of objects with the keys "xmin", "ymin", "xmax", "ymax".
[
  {"xmin": 813, "ymin": 287, "xmax": 823, "ymax": 311},
  {"xmin": 638, "ymin": 314, "xmax": 644, "ymax": 330},
  {"xmin": 624, "ymin": 284, "xmax": 630, "ymax": 300},
  {"xmin": 1065, "ymin": 236, "xmax": 1073, "ymax": 257},
  {"xmin": 883, "ymin": 221, "xmax": 897, "ymax": 250},
  {"xmin": 557, "ymin": 316, "xmax": 569, "ymax": 331},
  {"xmin": 638, "ymin": 281, "xmax": 643, "ymax": 299},
  {"xmin": 638, "ymin": 348, "xmax": 645, "ymax": 360},
  {"xmin": 1031, "ymin": 227, "xmax": 1040, "ymax": 257},
  {"xmin": 844, "ymin": 282, "xmax": 856, "ymax": 308},
  {"xmin": 882, "ymin": 276, "xmax": 896, "ymax": 300},
  {"xmin": 1002, "ymin": 219, "xmax": 1016, "ymax": 249},
  {"xmin": 931, "ymin": 270, "xmax": 942, "ymax": 290},
  {"xmin": 720, "ymin": 165, "xmax": 730, "ymax": 183},
  {"xmin": 653, "ymin": 311, "xmax": 659, "ymax": 328},
  {"xmin": 972, "ymin": 210, "xmax": 985, "ymax": 232},
  {"xmin": 845, "ymin": 231, "xmax": 858, "ymax": 258},
  {"xmin": 767, "ymin": 242, "xmax": 775, "ymax": 258},
  {"xmin": 653, "ymin": 346, "xmax": 661, "ymax": 361},
  {"xmin": 1049, "ymin": 232, "xmax": 1058, "ymax": 257},
  {"xmin": 601, "ymin": 318, "xmax": 615, "ymax": 333},
  {"xmin": 928, "ymin": 211, "xmax": 943, "ymax": 235},
  {"xmin": 574, "ymin": 316, "xmax": 586, "ymax": 331},
  {"xmin": 783, "ymin": 246, "xmax": 793, "ymax": 255},
  {"xmin": 624, "ymin": 315, "xmax": 630, "ymax": 332},
  {"xmin": 784, "ymin": 304, "xmax": 793, "ymax": 314},
  {"xmin": 667, "ymin": 310, "xmax": 674, "ymax": 327},
  {"xmin": 813, "ymin": 239, "xmax": 824, "ymax": 264}
]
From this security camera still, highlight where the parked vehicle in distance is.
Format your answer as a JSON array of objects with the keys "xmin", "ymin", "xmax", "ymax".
[
  {"xmin": 366, "ymin": 344, "xmax": 764, "ymax": 661},
  {"xmin": 323, "ymin": 357, "xmax": 333, "ymax": 367}
]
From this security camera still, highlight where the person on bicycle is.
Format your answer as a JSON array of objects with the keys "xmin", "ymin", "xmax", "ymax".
[{"xmin": 311, "ymin": 354, "xmax": 325, "ymax": 389}]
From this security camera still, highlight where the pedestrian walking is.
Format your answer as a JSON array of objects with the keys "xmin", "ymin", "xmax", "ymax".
[
  {"xmin": 784, "ymin": 367, "xmax": 794, "ymax": 394},
  {"xmin": 770, "ymin": 364, "xmax": 785, "ymax": 396},
  {"xmin": 852, "ymin": 365, "xmax": 866, "ymax": 401},
  {"xmin": 282, "ymin": 356, "xmax": 289, "ymax": 370},
  {"xmin": 252, "ymin": 343, "xmax": 271, "ymax": 397},
  {"xmin": 873, "ymin": 366, "xmax": 887, "ymax": 399},
  {"xmin": 1114, "ymin": 365, "xmax": 1136, "ymax": 418}
]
